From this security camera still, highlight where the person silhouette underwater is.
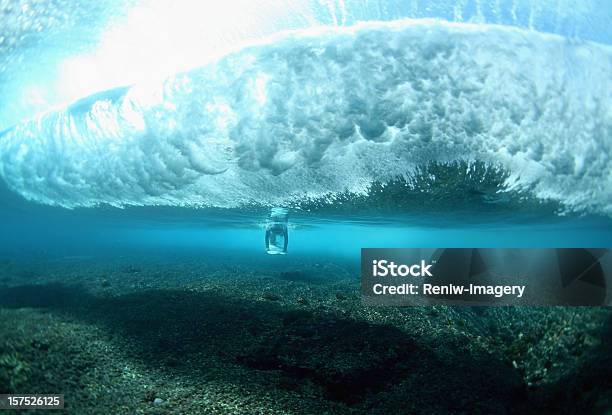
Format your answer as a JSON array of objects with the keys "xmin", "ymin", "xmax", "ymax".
[{"xmin": 265, "ymin": 210, "xmax": 289, "ymax": 255}]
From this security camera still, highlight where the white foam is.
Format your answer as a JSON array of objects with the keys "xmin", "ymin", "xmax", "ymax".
[{"xmin": 0, "ymin": 19, "xmax": 611, "ymax": 215}]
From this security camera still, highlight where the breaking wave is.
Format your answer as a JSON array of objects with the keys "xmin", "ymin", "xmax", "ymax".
[{"xmin": 0, "ymin": 19, "xmax": 610, "ymax": 216}]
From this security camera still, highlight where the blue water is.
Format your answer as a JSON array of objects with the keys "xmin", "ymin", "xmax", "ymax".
[
  {"xmin": 0, "ymin": 0, "xmax": 611, "ymax": 261},
  {"xmin": 1, "ymin": 4, "xmax": 612, "ymax": 413},
  {"xmin": 2, "ymin": 176, "xmax": 611, "ymax": 260}
]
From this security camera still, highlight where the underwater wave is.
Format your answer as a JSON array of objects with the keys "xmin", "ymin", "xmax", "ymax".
[{"xmin": 0, "ymin": 19, "xmax": 610, "ymax": 215}]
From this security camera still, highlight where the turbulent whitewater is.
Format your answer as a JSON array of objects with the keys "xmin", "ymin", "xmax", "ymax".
[{"xmin": 0, "ymin": 19, "xmax": 610, "ymax": 215}]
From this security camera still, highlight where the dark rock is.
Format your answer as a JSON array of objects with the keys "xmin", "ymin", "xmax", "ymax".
[
  {"xmin": 335, "ymin": 292, "xmax": 348, "ymax": 301},
  {"xmin": 282, "ymin": 310, "xmax": 313, "ymax": 326},
  {"xmin": 30, "ymin": 339, "xmax": 49, "ymax": 351},
  {"xmin": 262, "ymin": 292, "xmax": 281, "ymax": 301}
]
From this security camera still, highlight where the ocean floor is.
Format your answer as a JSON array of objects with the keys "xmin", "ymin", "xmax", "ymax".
[{"xmin": 0, "ymin": 253, "xmax": 610, "ymax": 414}]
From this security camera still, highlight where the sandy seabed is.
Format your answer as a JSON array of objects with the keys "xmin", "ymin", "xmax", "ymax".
[{"xmin": 0, "ymin": 254, "xmax": 610, "ymax": 414}]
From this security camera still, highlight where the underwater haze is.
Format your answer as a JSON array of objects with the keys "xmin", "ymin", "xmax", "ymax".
[{"xmin": 0, "ymin": 1, "xmax": 611, "ymax": 414}]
